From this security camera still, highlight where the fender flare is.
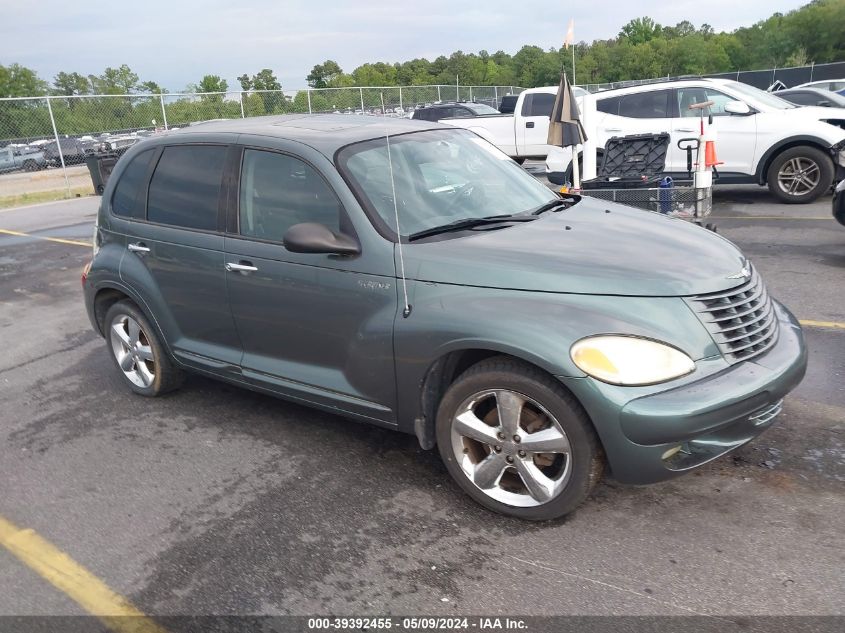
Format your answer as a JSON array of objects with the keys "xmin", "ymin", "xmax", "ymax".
[
  {"xmin": 90, "ymin": 278, "xmax": 175, "ymax": 358},
  {"xmin": 755, "ymin": 135, "xmax": 835, "ymax": 184}
]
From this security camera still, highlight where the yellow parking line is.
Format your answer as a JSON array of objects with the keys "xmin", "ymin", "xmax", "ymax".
[
  {"xmin": 0, "ymin": 514, "xmax": 167, "ymax": 633},
  {"xmin": 799, "ymin": 319, "xmax": 845, "ymax": 330},
  {"xmin": 0, "ymin": 228, "xmax": 91, "ymax": 248}
]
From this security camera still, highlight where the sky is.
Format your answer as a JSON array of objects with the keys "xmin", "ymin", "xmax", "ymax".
[{"xmin": 1, "ymin": 0, "xmax": 807, "ymax": 92}]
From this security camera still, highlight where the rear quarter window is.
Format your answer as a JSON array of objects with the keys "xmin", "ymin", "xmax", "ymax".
[
  {"xmin": 111, "ymin": 148, "xmax": 154, "ymax": 218},
  {"xmin": 146, "ymin": 145, "xmax": 227, "ymax": 231}
]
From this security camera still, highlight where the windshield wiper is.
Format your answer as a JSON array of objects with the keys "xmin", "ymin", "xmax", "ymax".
[
  {"xmin": 529, "ymin": 197, "xmax": 576, "ymax": 215},
  {"xmin": 407, "ymin": 214, "xmax": 536, "ymax": 241}
]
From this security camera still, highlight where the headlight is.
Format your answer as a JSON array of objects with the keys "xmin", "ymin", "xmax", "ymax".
[{"xmin": 570, "ymin": 335, "xmax": 695, "ymax": 386}]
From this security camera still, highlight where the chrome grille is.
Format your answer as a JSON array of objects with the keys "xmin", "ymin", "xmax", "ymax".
[{"xmin": 688, "ymin": 266, "xmax": 779, "ymax": 364}]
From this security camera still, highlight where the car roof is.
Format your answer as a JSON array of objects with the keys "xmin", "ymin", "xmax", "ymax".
[
  {"xmin": 593, "ymin": 77, "xmax": 734, "ymax": 98},
  {"xmin": 160, "ymin": 114, "xmax": 446, "ymax": 154}
]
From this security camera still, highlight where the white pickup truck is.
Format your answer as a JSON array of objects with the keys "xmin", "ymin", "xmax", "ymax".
[{"xmin": 441, "ymin": 86, "xmax": 585, "ymax": 163}]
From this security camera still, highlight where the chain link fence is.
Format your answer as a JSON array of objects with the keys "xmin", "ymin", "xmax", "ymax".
[
  {"xmin": 0, "ymin": 84, "xmax": 522, "ymax": 204},
  {"xmin": 580, "ymin": 60, "xmax": 845, "ymax": 93}
]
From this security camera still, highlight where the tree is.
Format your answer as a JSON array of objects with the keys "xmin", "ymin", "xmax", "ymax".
[
  {"xmin": 619, "ymin": 17, "xmax": 662, "ymax": 46},
  {"xmin": 53, "ymin": 72, "xmax": 89, "ymax": 96},
  {"xmin": 138, "ymin": 80, "xmax": 165, "ymax": 94},
  {"xmin": 237, "ymin": 69, "xmax": 283, "ymax": 112},
  {"xmin": 197, "ymin": 75, "xmax": 228, "ymax": 94},
  {"xmin": 0, "ymin": 63, "xmax": 48, "ymax": 97},
  {"xmin": 306, "ymin": 60, "xmax": 344, "ymax": 88},
  {"xmin": 97, "ymin": 64, "xmax": 139, "ymax": 94}
]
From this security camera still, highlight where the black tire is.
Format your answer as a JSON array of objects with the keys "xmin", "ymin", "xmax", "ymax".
[
  {"xmin": 513, "ymin": 157, "xmax": 526, "ymax": 165},
  {"xmin": 104, "ymin": 300, "xmax": 184, "ymax": 396},
  {"xmin": 435, "ymin": 356, "xmax": 603, "ymax": 521},
  {"xmin": 766, "ymin": 146, "xmax": 834, "ymax": 204},
  {"xmin": 22, "ymin": 160, "xmax": 37, "ymax": 172}
]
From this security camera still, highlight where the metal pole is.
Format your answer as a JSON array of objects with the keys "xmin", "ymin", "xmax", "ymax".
[
  {"xmin": 359, "ymin": 87, "xmax": 365, "ymax": 112},
  {"xmin": 307, "ymin": 89, "xmax": 312, "ymax": 114},
  {"xmin": 45, "ymin": 97, "xmax": 70, "ymax": 198},
  {"xmin": 159, "ymin": 93, "xmax": 168, "ymax": 130},
  {"xmin": 456, "ymin": 75, "xmax": 460, "ymax": 101},
  {"xmin": 468, "ymin": 86, "xmax": 472, "ymax": 102},
  {"xmin": 572, "ymin": 47, "xmax": 576, "ymax": 85},
  {"xmin": 809, "ymin": 61, "xmax": 814, "ymax": 82},
  {"xmin": 399, "ymin": 86, "xmax": 403, "ymax": 110},
  {"xmin": 240, "ymin": 92, "xmax": 245, "ymax": 118},
  {"xmin": 437, "ymin": 85, "xmax": 441, "ymax": 101},
  {"xmin": 494, "ymin": 86, "xmax": 498, "ymax": 106}
]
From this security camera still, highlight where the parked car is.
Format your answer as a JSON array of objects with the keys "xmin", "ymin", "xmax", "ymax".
[
  {"xmin": 441, "ymin": 87, "xmax": 589, "ymax": 163},
  {"xmin": 439, "ymin": 87, "xmax": 559, "ymax": 163},
  {"xmin": 42, "ymin": 137, "xmax": 96, "ymax": 166},
  {"xmin": 834, "ymin": 178, "xmax": 845, "ymax": 226},
  {"xmin": 794, "ymin": 79, "xmax": 845, "ymax": 96},
  {"xmin": 545, "ymin": 78, "xmax": 845, "ymax": 203},
  {"xmin": 82, "ymin": 115, "xmax": 807, "ymax": 520},
  {"xmin": 412, "ymin": 101, "xmax": 499, "ymax": 121},
  {"xmin": 0, "ymin": 145, "xmax": 47, "ymax": 173},
  {"xmin": 775, "ymin": 88, "xmax": 845, "ymax": 108},
  {"xmin": 97, "ymin": 136, "xmax": 139, "ymax": 156}
]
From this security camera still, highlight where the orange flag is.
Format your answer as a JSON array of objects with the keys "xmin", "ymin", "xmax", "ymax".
[{"xmin": 564, "ymin": 18, "xmax": 575, "ymax": 49}]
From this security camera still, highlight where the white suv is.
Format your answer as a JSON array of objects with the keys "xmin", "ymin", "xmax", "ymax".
[{"xmin": 546, "ymin": 78, "xmax": 845, "ymax": 203}]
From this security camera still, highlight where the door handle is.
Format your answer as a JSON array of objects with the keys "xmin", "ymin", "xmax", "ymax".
[
  {"xmin": 225, "ymin": 261, "xmax": 258, "ymax": 274},
  {"xmin": 127, "ymin": 242, "xmax": 149, "ymax": 253},
  {"xmin": 525, "ymin": 121, "xmax": 535, "ymax": 128},
  {"xmin": 604, "ymin": 127, "xmax": 622, "ymax": 132},
  {"xmin": 677, "ymin": 128, "xmax": 697, "ymax": 133}
]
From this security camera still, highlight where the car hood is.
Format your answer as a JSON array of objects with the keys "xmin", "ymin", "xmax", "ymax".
[{"xmin": 402, "ymin": 197, "xmax": 748, "ymax": 297}]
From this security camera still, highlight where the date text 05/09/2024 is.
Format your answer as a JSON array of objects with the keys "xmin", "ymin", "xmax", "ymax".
[{"xmin": 307, "ymin": 616, "xmax": 528, "ymax": 630}]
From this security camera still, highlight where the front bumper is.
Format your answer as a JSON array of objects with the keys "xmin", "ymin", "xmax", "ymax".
[{"xmin": 560, "ymin": 300, "xmax": 808, "ymax": 485}]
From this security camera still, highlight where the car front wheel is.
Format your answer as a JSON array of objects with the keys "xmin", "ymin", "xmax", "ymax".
[
  {"xmin": 104, "ymin": 300, "xmax": 183, "ymax": 396},
  {"xmin": 436, "ymin": 357, "xmax": 603, "ymax": 520},
  {"xmin": 767, "ymin": 146, "xmax": 834, "ymax": 204}
]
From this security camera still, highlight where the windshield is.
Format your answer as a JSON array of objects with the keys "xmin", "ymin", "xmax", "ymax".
[
  {"xmin": 338, "ymin": 129, "xmax": 557, "ymax": 239},
  {"xmin": 464, "ymin": 102, "xmax": 500, "ymax": 115},
  {"xmin": 723, "ymin": 80, "xmax": 795, "ymax": 110}
]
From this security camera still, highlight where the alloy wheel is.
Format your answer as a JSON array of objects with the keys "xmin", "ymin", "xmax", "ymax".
[
  {"xmin": 110, "ymin": 314, "xmax": 155, "ymax": 388},
  {"xmin": 450, "ymin": 389, "xmax": 572, "ymax": 507},
  {"xmin": 776, "ymin": 157, "xmax": 820, "ymax": 196}
]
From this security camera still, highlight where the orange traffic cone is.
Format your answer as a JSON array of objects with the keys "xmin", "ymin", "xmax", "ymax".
[{"xmin": 704, "ymin": 140, "xmax": 723, "ymax": 168}]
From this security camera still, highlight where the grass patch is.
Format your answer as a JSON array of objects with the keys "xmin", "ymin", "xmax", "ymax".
[{"xmin": 0, "ymin": 187, "xmax": 95, "ymax": 210}]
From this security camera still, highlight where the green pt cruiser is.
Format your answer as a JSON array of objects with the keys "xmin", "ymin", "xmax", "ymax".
[{"xmin": 82, "ymin": 116, "xmax": 808, "ymax": 520}]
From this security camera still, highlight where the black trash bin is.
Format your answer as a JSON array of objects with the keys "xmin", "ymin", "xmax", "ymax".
[{"xmin": 85, "ymin": 153, "xmax": 119, "ymax": 195}]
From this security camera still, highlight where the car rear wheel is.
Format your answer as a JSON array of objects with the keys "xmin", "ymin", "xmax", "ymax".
[
  {"xmin": 104, "ymin": 300, "xmax": 184, "ymax": 396},
  {"xmin": 22, "ymin": 160, "xmax": 38, "ymax": 172},
  {"xmin": 436, "ymin": 357, "xmax": 603, "ymax": 520},
  {"xmin": 766, "ymin": 146, "xmax": 833, "ymax": 204}
]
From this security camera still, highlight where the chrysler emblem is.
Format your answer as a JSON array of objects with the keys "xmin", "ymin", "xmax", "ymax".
[{"xmin": 727, "ymin": 264, "xmax": 751, "ymax": 280}]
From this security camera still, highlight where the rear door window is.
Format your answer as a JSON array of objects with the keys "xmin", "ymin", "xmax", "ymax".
[
  {"xmin": 111, "ymin": 148, "xmax": 154, "ymax": 218},
  {"xmin": 618, "ymin": 90, "xmax": 671, "ymax": 118},
  {"xmin": 146, "ymin": 145, "xmax": 227, "ymax": 231}
]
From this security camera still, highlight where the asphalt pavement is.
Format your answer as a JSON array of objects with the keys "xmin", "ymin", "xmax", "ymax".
[{"xmin": 0, "ymin": 186, "xmax": 842, "ymax": 622}]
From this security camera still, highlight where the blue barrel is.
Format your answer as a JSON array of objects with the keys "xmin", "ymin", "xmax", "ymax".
[{"xmin": 659, "ymin": 177, "xmax": 673, "ymax": 214}]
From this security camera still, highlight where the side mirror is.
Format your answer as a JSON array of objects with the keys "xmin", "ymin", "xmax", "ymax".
[
  {"xmin": 283, "ymin": 222, "xmax": 360, "ymax": 256},
  {"xmin": 818, "ymin": 100, "xmax": 832, "ymax": 107},
  {"xmin": 724, "ymin": 100, "xmax": 752, "ymax": 115}
]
